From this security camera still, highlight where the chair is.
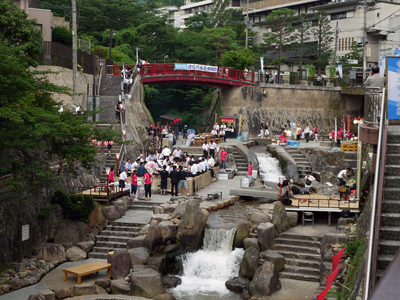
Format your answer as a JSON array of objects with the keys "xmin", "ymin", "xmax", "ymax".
[{"xmin": 303, "ymin": 212, "xmax": 314, "ymax": 229}]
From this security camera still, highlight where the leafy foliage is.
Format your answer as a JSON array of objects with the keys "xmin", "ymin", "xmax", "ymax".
[
  {"xmin": 292, "ymin": 13, "xmax": 312, "ymax": 76},
  {"xmin": 222, "ymin": 48, "xmax": 255, "ymax": 70},
  {"xmin": 50, "ymin": 190, "xmax": 95, "ymax": 223},
  {"xmin": 52, "ymin": 26, "xmax": 73, "ymax": 47}
]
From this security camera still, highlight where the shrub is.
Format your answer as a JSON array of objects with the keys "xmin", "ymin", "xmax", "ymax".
[
  {"xmin": 52, "ymin": 26, "xmax": 72, "ymax": 47},
  {"xmin": 50, "ymin": 190, "xmax": 95, "ymax": 223}
]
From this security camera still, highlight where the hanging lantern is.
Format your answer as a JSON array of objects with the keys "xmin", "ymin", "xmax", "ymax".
[
  {"xmin": 97, "ymin": 141, "xmax": 102, "ymax": 147},
  {"xmin": 109, "ymin": 141, "xmax": 114, "ymax": 146},
  {"xmin": 92, "ymin": 139, "xmax": 97, "ymax": 145},
  {"xmin": 104, "ymin": 141, "xmax": 109, "ymax": 146}
]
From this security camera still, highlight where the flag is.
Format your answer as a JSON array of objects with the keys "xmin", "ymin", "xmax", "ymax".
[
  {"xmin": 332, "ymin": 247, "xmax": 345, "ymax": 270},
  {"xmin": 260, "ymin": 57, "xmax": 264, "ymax": 74},
  {"xmin": 291, "ymin": 116, "xmax": 294, "ymax": 139},
  {"xmin": 380, "ymin": 55, "xmax": 386, "ymax": 76},
  {"xmin": 347, "ymin": 116, "xmax": 351, "ymax": 137},
  {"xmin": 338, "ymin": 65, "xmax": 343, "ymax": 78},
  {"xmin": 317, "ymin": 266, "xmax": 341, "ymax": 300}
]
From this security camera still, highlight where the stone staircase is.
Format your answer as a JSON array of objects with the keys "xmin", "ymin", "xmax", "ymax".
[
  {"xmin": 285, "ymin": 147, "xmax": 312, "ymax": 179},
  {"xmin": 275, "ymin": 232, "xmax": 322, "ymax": 282},
  {"xmin": 377, "ymin": 126, "xmax": 400, "ymax": 281},
  {"xmin": 99, "ymin": 76, "xmax": 122, "ymax": 123},
  {"xmin": 232, "ymin": 148, "xmax": 248, "ymax": 175}
]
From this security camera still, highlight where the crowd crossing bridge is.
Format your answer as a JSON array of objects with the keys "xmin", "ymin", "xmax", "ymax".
[{"xmin": 114, "ymin": 63, "xmax": 258, "ymax": 88}]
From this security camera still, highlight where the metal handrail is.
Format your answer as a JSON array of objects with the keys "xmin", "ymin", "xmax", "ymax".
[{"xmin": 364, "ymin": 88, "xmax": 386, "ymax": 300}]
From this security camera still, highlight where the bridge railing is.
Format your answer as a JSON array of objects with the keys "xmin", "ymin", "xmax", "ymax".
[{"xmin": 113, "ymin": 63, "xmax": 256, "ymax": 83}]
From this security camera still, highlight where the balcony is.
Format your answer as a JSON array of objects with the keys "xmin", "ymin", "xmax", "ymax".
[{"xmin": 242, "ymin": 0, "xmax": 320, "ymax": 13}]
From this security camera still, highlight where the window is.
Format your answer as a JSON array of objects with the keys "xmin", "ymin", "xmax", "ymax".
[
  {"xmin": 232, "ymin": 0, "xmax": 240, "ymax": 7},
  {"xmin": 331, "ymin": 13, "xmax": 346, "ymax": 20}
]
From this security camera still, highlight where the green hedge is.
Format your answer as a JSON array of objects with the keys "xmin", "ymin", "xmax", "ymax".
[{"xmin": 51, "ymin": 190, "xmax": 95, "ymax": 223}]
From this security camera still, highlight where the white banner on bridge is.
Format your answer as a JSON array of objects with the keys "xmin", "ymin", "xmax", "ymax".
[{"xmin": 174, "ymin": 63, "xmax": 218, "ymax": 73}]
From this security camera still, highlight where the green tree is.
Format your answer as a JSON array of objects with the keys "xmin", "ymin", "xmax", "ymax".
[
  {"xmin": 203, "ymin": 28, "xmax": 237, "ymax": 60},
  {"xmin": 311, "ymin": 11, "xmax": 334, "ymax": 76},
  {"xmin": 292, "ymin": 13, "xmax": 311, "ymax": 77},
  {"xmin": 222, "ymin": 48, "xmax": 255, "ymax": 70},
  {"xmin": 338, "ymin": 41, "xmax": 362, "ymax": 81},
  {"xmin": 52, "ymin": 26, "xmax": 73, "ymax": 47},
  {"xmin": 184, "ymin": 12, "xmax": 214, "ymax": 32},
  {"xmin": 262, "ymin": 8, "xmax": 295, "ymax": 82},
  {"xmin": 0, "ymin": 0, "xmax": 43, "ymax": 67}
]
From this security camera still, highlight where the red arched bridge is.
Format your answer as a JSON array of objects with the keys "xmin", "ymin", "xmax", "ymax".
[{"xmin": 114, "ymin": 63, "xmax": 258, "ymax": 88}]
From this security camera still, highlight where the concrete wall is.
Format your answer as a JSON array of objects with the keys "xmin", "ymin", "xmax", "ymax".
[
  {"xmin": 220, "ymin": 85, "xmax": 342, "ymax": 136},
  {"xmin": 28, "ymin": 8, "xmax": 53, "ymax": 42}
]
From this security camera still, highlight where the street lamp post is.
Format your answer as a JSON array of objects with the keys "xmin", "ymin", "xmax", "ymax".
[
  {"xmin": 105, "ymin": 167, "xmax": 111, "ymax": 199},
  {"xmin": 122, "ymin": 129, "xmax": 126, "ymax": 141},
  {"xmin": 92, "ymin": 58, "xmax": 104, "ymax": 121},
  {"xmin": 163, "ymin": 55, "xmax": 168, "ymax": 63},
  {"xmin": 278, "ymin": 176, "xmax": 285, "ymax": 202},
  {"xmin": 116, "ymin": 153, "xmax": 120, "ymax": 176},
  {"xmin": 109, "ymin": 30, "xmax": 117, "ymax": 65}
]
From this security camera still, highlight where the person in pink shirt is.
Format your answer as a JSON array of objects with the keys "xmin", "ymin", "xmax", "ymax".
[
  {"xmin": 279, "ymin": 133, "xmax": 287, "ymax": 144},
  {"xmin": 247, "ymin": 161, "xmax": 253, "ymax": 178},
  {"xmin": 220, "ymin": 148, "xmax": 228, "ymax": 170},
  {"xmin": 144, "ymin": 170, "xmax": 153, "ymax": 201},
  {"xmin": 108, "ymin": 167, "xmax": 115, "ymax": 183},
  {"xmin": 131, "ymin": 169, "xmax": 138, "ymax": 200}
]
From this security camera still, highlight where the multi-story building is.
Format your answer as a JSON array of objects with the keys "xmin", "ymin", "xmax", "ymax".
[{"xmin": 243, "ymin": 0, "xmax": 400, "ymax": 74}]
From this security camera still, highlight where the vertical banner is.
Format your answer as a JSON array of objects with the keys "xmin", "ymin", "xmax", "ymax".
[
  {"xmin": 394, "ymin": 49, "xmax": 400, "ymax": 56},
  {"xmin": 260, "ymin": 57, "xmax": 264, "ymax": 74},
  {"xmin": 347, "ymin": 115, "xmax": 351, "ymax": 138},
  {"xmin": 338, "ymin": 65, "xmax": 343, "ymax": 78},
  {"xmin": 291, "ymin": 116, "xmax": 294, "ymax": 139},
  {"xmin": 387, "ymin": 57, "xmax": 400, "ymax": 119},
  {"xmin": 380, "ymin": 55, "xmax": 386, "ymax": 76}
]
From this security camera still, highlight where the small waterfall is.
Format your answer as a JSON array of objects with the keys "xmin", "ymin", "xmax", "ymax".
[
  {"xmin": 256, "ymin": 152, "xmax": 283, "ymax": 184},
  {"xmin": 171, "ymin": 228, "xmax": 244, "ymax": 300}
]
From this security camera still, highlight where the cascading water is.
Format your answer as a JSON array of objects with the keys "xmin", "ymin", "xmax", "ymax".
[
  {"xmin": 171, "ymin": 228, "xmax": 244, "ymax": 300},
  {"xmin": 256, "ymin": 152, "xmax": 283, "ymax": 184}
]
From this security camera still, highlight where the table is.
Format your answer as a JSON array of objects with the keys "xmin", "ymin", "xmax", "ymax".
[
  {"xmin": 207, "ymin": 191, "xmax": 222, "ymax": 201},
  {"xmin": 62, "ymin": 261, "xmax": 111, "ymax": 284}
]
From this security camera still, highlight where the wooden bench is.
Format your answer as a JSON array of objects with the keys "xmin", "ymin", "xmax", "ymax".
[
  {"xmin": 63, "ymin": 261, "xmax": 111, "ymax": 284},
  {"xmin": 207, "ymin": 191, "xmax": 222, "ymax": 201}
]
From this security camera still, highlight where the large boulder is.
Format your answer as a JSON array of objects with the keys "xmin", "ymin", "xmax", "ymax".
[
  {"xmin": 271, "ymin": 202, "xmax": 290, "ymax": 234},
  {"xmin": 76, "ymin": 241, "xmax": 95, "ymax": 253},
  {"xmin": 128, "ymin": 247, "xmax": 150, "ymax": 265},
  {"xmin": 86, "ymin": 202, "xmax": 107, "ymax": 232},
  {"xmin": 144, "ymin": 220, "xmax": 163, "ymax": 251},
  {"xmin": 149, "ymin": 254, "xmax": 170, "ymax": 275},
  {"xmin": 154, "ymin": 294, "xmax": 176, "ymax": 300},
  {"xmin": 27, "ymin": 293, "xmax": 45, "ymax": 300},
  {"xmin": 36, "ymin": 244, "xmax": 66, "ymax": 263},
  {"xmin": 234, "ymin": 222, "xmax": 250, "ymax": 248},
  {"xmin": 159, "ymin": 221, "xmax": 176, "ymax": 244},
  {"xmin": 126, "ymin": 236, "xmax": 146, "ymax": 249},
  {"xmin": 287, "ymin": 212, "xmax": 299, "ymax": 228},
  {"xmin": 239, "ymin": 247, "xmax": 260, "ymax": 280},
  {"xmin": 71, "ymin": 283, "xmax": 107, "ymax": 296},
  {"xmin": 248, "ymin": 211, "xmax": 271, "ymax": 229},
  {"xmin": 176, "ymin": 200, "xmax": 209, "ymax": 251},
  {"xmin": 101, "ymin": 206, "xmax": 121, "ymax": 221},
  {"xmin": 112, "ymin": 200, "xmax": 126, "ymax": 217},
  {"xmin": 162, "ymin": 275, "xmax": 182, "ymax": 289},
  {"xmin": 225, "ymin": 277, "xmax": 250, "ymax": 292},
  {"xmin": 110, "ymin": 279, "xmax": 131, "ymax": 295},
  {"xmin": 54, "ymin": 287, "xmax": 72, "ymax": 299},
  {"xmin": 54, "ymin": 220, "xmax": 86, "ymax": 248},
  {"xmin": 260, "ymin": 250, "xmax": 285, "ymax": 272},
  {"xmin": 131, "ymin": 268, "xmax": 166, "ymax": 298},
  {"xmin": 249, "ymin": 261, "xmax": 281, "ymax": 296},
  {"xmin": 257, "ymin": 223, "xmax": 275, "ymax": 251},
  {"xmin": 65, "ymin": 246, "xmax": 87, "ymax": 262},
  {"xmin": 111, "ymin": 250, "xmax": 132, "ymax": 279},
  {"xmin": 243, "ymin": 238, "xmax": 260, "ymax": 252},
  {"xmin": 171, "ymin": 203, "xmax": 186, "ymax": 219}
]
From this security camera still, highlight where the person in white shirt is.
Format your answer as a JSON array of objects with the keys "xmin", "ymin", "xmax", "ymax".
[
  {"xmin": 211, "ymin": 129, "xmax": 218, "ymax": 138},
  {"xmin": 219, "ymin": 128, "xmax": 226, "ymax": 142},
  {"xmin": 304, "ymin": 172, "xmax": 316, "ymax": 189},
  {"xmin": 304, "ymin": 124, "xmax": 310, "ymax": 143},
  {"xmin": 173, "ymin": 147, "xmax": 182, "ymax": 161},
  {"xmin": 213, "ymin": 122, "xmax": 219, "ymax": 133},
  {"xmin": 161, "ymin": 146, "xmax": 171, "ymax": 158},
  {"xmin": 166, "ymin": 163, "xmax": 173, "ymax": 174},
  {"xmin": 338, "ymin": 168, "xmax": 351, "ymax": 187},
  {"xmin": 119, "ymin": 170, "xmax": 128, "ymax": 188},
  {"xmin": 208, "ymin": 156, "xmax": 215, "ymax": 167},
  {"xmin": 209, "ymin": 141, "xmax": 217, "ymax": 158},
  {"xmin": 132, "ymin": 158, "xmax": 140, "ymax": 170},
  {"xmin": 198, "ymin": 159, "xmax": 205, "ymax": 173},
  {"xmin": 190, "ymin": 162, "xmax": 198, "ymax": 176},
  {"xmin": 202, "ymin": 141, "xmax": 209, "ymax": 157}
]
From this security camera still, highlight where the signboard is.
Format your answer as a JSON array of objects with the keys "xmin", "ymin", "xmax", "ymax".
[
  {"xmin": 174, "ymin": 63, "xmax": 218, "ymax": 73},
  {"xmin": 350, "ymin": 70, "xmax": 356, "ymax": 80},
  {"xmin": 221, "ymin": 118, "xmax": 236, "ymax": 123},
  {"xmin": 387, "ymin": 57, "xmax": 400, "ymax": 119},
  {"xmin": 22, "ymin": 224, "xmax": 29, "ymax": 242},
  {"xmin": 394, "ymin": 49, "xmax": 400, "ymax": 56},
  {"xmin": 348, "ymin": 59, "xmax": 358, "ymax": 64}
]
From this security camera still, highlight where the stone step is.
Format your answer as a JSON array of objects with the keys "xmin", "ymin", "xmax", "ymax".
[
  {"xmin": 284, "ymin": 258, "xmax": 321, "ymax": 269},
  {"xmin": 283, "ymin": 264, "xmax": 320, "ymax": 276},
  {"xmin": 96, "ymin": 241, "xmax": 127, "ymax": 249},
  {"xmin": 105, "ymin": 225, "xmax": 141, "ymax": 232},
  {"xmin": 343, "ymin": 159, "xmax": 357, "ymax": 168},
  {"xmin": 91, "ymin": 246, "xmax": 123, "ymax": 253},
  {"xmin": 128, "ymin": 205, "xmax": 154, "ymax": 211},
  {"xmin": 88, "ymin": 252, "xmax": 108, "ymax": 259},
  {"xmin": 377, "ymin": 254, "xmax": 394, "ymax": 271},
  {"xmin": 381, "ymin": 200, "xmax": 400, "ymax": 213},
  {"xmin": 384, "ymin": 176, "xmax": 400, "ymax": 188},
  {"xmin": 100, "ymin": 230, "xmax": 139, "ymax": 237},
  {"xmin": 344, "ymin": 152, "xmax": 357, "ymax": 159},
  {"xmin": 275, "ymin": 251, "xmax": 320, "ymax": 261},
  {"xmin": 388, "ymin": 134, "xmax": 400, "ymax": 144},
  {"xmin": 275, "ymin": 237, "xmax": 321, "ymax": 248},
  {"xmin": 387, "ymin": 143, "xmax": 400, "ymax": 154},
  {"xmin": 279, "ymin": 271, "xmax": 320, "ymax": 282},
  {"xmin": 380, "ymin": 226, "xmax": 400, "ymax": 241},
  {"xmin": 378, "ymin": 239, "xmax": 400, "ymax": 255},
  {"xmin": 383, "ymin": 188, "xmax": 400, "ymax": 200},
  {"xmin": 296, "ymin": 163, "xmax": 311, "ymax": 168},
  {"xmin": 130, "ymin": 200, "xmax": 165, "ymax": 207},
  {"xmin": 385, "ymin": 165, "xmax": 400, "ymax": 176},
  {"xmin": 110, "ymin": 221, "xmax": 148, "ymax": 227},
  {"xmin": 275, "ymin": 244, "xmax": 320, "ymax": 255},
  {"xmin": 297, "ymin": 165, "xmax": 312, "ymax": 170},
  {"xmin": 380, "ymin": 213, "xmax": 400, "ymax": 226},
  {"xmin": 279, "ymin": 233, "xmax": 322, "ymax": 242},
  {"xmin": 97, "ymin": 235, "xmax": 134, "ymax": 243},
  {"xmin": 386, "ymin": 154, "xmax": 400, "ymax": 164}
]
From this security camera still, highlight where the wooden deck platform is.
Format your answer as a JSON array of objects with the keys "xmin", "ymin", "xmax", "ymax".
[
  {"xmin": 79, "ymin": 186, "xmax": 130, "ymax": 205},
  {"xmin": 63, "ymin": 261, "xmax": 111, "ymax": 284}
]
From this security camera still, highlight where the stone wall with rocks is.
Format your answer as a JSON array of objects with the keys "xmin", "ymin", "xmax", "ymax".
[{"xmin": 220, "ymin": 86, "xmax": 342, "ymax": 136}]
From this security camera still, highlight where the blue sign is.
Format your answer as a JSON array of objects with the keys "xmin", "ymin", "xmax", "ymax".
[
  {"xmin": 387, "ymin": 57, "xmax": 400, "ymax": 119},
  {"xmin": 394, "ymin": 50, "xmax": 400, "ymax": 56},
  {"xmin": 174, "ymin": 63, "xmax": 218, "ymax": 73}
]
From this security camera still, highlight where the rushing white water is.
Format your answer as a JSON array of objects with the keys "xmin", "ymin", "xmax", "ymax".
[
  {"xmin": 256, "ymin": 152, "xmax": 283, "ymax": 184},
  {"xmin": 171, "ymin": 228, "xmax": 244, "ymax": 300}
]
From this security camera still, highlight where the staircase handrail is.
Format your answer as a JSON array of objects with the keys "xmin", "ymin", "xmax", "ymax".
[
  {"xmin": 97, "ymin": 65, "xmax": 103, "ymax": 95},
  {"xmin": 364, "ymin": 88, "xmax": 386, "ymax": 300}
]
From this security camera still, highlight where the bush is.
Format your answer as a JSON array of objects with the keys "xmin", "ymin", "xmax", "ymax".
[
  {"xmin": 50, "ymin": 190, "xmax": 95, "ymax": 223},
  {"xmin": 52, "ymin": 26, "xmax": 72, "ymax": 47}
]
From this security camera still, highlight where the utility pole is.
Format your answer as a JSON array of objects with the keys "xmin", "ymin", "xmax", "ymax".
[
  {"xmin": 363, "ymin": 0, "xmax": 368, "ymax": 81},
  {"xmin": 245, "ymin": 0, "xmax": 249, "ymax": 48},
  {"xmin": 71, "ymin": 0, "xmax": 78, "ymax": 106},
  {"xmin": 334, "ymin": 22, "xmax": 339, "ymax": 68}
]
